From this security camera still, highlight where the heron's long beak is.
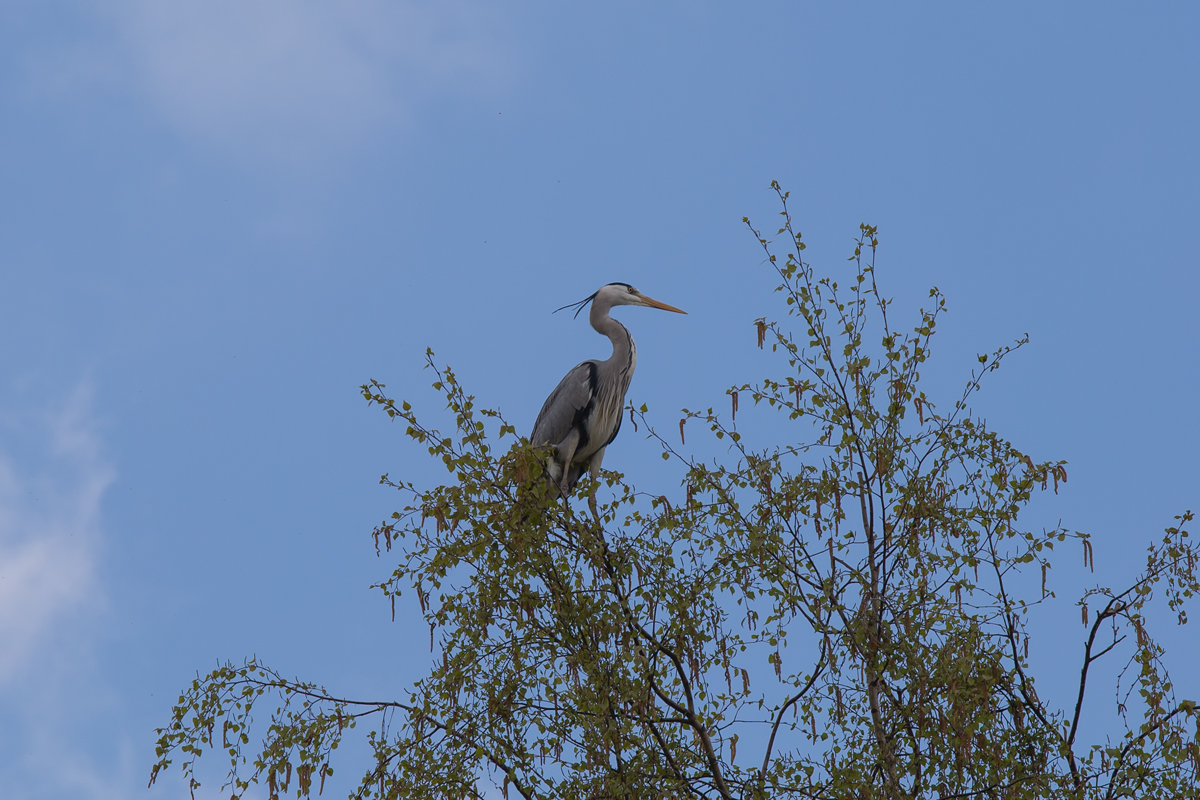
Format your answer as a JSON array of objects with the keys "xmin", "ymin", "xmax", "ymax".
[{"xmin": 639, "ymin": 295, "xmax": 687, "ymax": 314}]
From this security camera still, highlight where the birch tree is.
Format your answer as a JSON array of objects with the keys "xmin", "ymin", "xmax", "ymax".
[{"xmin": 151, "ymin": 185, "xmax": 1199, "ymax": 800}]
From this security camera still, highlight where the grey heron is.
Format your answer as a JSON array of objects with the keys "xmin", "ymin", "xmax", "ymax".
[{"xmin": 531, "ymin": 282, "xmax": 686, "ymax": 516}]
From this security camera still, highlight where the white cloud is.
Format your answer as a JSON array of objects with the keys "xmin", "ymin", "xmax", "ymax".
[
  {"xmin": 0, "ymin": 384, "xmax": 112, "ymax": 682},
  {"xmin": 0, "ymin": 385, "xmax": 133, "ymax": 800},
  {"xmin": 99, "ymin": 0, "xmax": 512, "ymax": 162}
]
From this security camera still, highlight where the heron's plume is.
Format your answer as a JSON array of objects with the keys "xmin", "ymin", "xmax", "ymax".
[{"xmin": 554, "ymin": 291, "xmax": 598, "ymax": 319}]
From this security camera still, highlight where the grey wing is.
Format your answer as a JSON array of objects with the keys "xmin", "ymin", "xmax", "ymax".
[{"xmin": 531, "ymin": 361, "xmax": 598, "ymax": 447}]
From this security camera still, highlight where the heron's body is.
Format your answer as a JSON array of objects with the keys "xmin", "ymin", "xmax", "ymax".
[{"xmin": 531, "ymin": 283, "xmax": 684, "ymax": 515}]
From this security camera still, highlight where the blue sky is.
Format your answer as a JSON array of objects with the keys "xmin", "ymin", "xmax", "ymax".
[{"xmin": 1, "ymin": 3, "xmax": 1197, "ymax": 798}]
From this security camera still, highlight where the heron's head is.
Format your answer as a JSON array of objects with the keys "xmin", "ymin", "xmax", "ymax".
[{"xmin": 556, "ymin": 283, "xmax": 687, "ymax": 318}]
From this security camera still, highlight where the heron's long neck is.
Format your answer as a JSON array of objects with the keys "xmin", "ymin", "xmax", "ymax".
[{"xmin": 591, "ymin": 305, "xmax": 637, "ymax": 375}]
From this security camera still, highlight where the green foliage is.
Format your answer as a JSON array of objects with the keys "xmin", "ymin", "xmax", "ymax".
[{"xmin": 151, "ymin": 186, "xmax": 1199, "ymax": 800}]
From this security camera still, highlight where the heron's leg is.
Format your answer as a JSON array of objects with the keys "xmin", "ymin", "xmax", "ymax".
[
  {"xmin": 586, "ymin": 446, "xmax": 606, "ymax": 520},
  {"xmin": 553, "ymin": 430, "xmax": 582, "ymax": 499}
]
